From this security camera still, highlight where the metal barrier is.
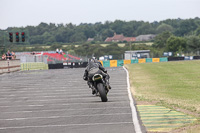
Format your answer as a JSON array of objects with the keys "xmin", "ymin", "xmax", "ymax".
[
  {"xmin": 18, "ymin": 55, "xmax": 48, "ymax": 64},
  {"xmin": 0, "ymin": 59, "xmax": 21, "ymax": 74}
]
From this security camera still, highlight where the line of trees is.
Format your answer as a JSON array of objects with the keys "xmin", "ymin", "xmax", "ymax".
[
  {"xmin": 3, "ymin": 17, "xmax": 200, "ymax": 45},
  {"xmin": 1, "ymin": 17, "xmax": 200, "ymax": 58}
]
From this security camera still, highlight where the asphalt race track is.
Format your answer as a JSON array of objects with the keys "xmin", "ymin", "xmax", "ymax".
[{"xmin": 0, "ymin": 67, "xmax": 145, "ymax": 133}]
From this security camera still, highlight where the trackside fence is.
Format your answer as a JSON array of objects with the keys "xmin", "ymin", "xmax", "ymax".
[
  {"xmin": 99, "ymin": 56, "xmax": 200, "ymax": 67},
  {"xmin": 11, "ymin": 55, "xmax": 200, "ymax": 70},
  {"xmin": 99, "ymin": 57, "xmax": 168, "ymax": 67}
]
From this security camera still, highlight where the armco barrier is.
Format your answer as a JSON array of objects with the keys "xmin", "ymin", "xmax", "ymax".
[
  {"xmin": 21, "ymin": 62, "xmax": 48, "ymax": 70},
  {"xmin": 168, "ymin": 57, "xmax": 184, "ymax": 61},
  {"xmin": 0, "ymin": 59, "xmax": 21, "ymax": 74}
]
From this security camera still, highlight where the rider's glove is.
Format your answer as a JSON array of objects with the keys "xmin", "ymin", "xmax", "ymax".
[
  {"xmin": 104, "ymin": 70, "xmax": 107, "ymax": 73},
  {"xmin": 83, "ymin": 76, "xmax": 87, "ymax": 80}
]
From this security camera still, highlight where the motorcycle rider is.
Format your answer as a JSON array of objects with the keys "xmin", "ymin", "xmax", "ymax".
[
  {"xmin": 83, "ymin": 58, "xmax": 111, "ymax": 94},
  {"xmin": 92, "ymin": 57, "xmax": 102, "ymax": 66}
]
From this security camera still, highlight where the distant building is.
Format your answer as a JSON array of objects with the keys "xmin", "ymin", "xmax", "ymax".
[
  {"xmin": 124, "ymin": 50, "xmax": 150, "ymax": 60},
  {"xmin": 87, "ymin": 38, "xmax": 94, "ymax": 42},
  {"xmin": 136, "ymin": 34, "xmax": 156, "ymax": 42},
  {"xmin": 105, "ymin": 33, "xmax": 136, "ymax": 42}
]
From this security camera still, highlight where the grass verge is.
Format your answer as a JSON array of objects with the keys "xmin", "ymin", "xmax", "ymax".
[{"xmin": 125, "ymin": 60, "xmax": 200, "ymax": 131}]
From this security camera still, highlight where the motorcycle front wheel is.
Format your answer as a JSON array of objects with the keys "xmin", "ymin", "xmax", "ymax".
[{"xmin": 97, "ymin": 83, "xmax": 108, "ymax": 102}]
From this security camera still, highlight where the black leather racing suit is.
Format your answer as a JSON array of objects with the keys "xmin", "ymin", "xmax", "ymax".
[{"xmin": 83, "ymin": 61, "xmax": 110, "ymax": 91}]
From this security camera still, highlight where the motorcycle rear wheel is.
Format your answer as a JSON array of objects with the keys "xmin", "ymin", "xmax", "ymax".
[{"xmin": 97, "ymin": 83, "xmax": 108, "ymax": 102}]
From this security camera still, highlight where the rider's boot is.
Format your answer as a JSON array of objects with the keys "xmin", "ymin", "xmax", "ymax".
[
  {"xmin": 92, "ymin": 87, "xmax": 96, "ymax": 95},
  {"xmin": 88, "ymin": 81, "xmax": 96, "ymax": 95},
  {"xmin": 105, "ymin": 79, "xmax": 111, "ymax": 90}
]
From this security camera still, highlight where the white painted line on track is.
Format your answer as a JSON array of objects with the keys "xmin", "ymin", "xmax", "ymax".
[
  {"xmin": 0, "ymin": 113, "xmax": 132, "ymax": 121},
  {"xmin": 0, "ymin": 93, "xmax": 128, "ymax": 100},
  {"xmin": 0, "ymin": 85, "xmax": 127, "ymax": 91},
  {"xmin": 0, "ymin": 101, "xmax": 129, "ymax": 108},
  {"xmin": 0, "ymin": 105, "xmax": 45, "ymax": 108},
  {"xmin": 0, "ymin": 96, "xmax": 129, "ymax": 103},
  {"xmin": 1, "ymin": 107, "xmax": 131, "ymax": 114},
  {"xmin": 123, "ymin": 66, "xmax": 142, "ymax": 133},
  {"xmin": 0, "ymin": 89, "xmax": 127, "ymax": 94},
  {"xmin": 0, "ymin": 122, "xmax": 133, "ymax": 130},
  {"xmin": 0, "ymin": 92, "xmax": 127, "ymax": 98}
]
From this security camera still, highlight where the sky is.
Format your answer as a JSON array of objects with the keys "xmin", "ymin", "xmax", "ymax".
[{"xmin": 0, "ymin": 0, "xmax": 200, "ymax": 29}]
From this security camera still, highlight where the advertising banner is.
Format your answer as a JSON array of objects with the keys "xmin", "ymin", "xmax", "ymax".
[
  {"xmin": 146, "ymin": 58, "xmax": 152, "ymax": 63},
  {"xmin": 117, "ymin": 60, "xmax": 124, "ymax": 66},
  {"xmin": 131, "ymin": 59, "xmax": 138, "ymax": 64},
  {"xmin": 138, "ymin": 59, "xmax": 146, "ymax": 63},
  {"xmin": 103, "ymin": 60, "xmax": 110, "ymax": 67},
  {"xmin": 152, "ymin": 58, "xmax": 160, "ymax": 62},
  {"xmin": 124, "ymin": 60, "xmax": 131, "ymax": 64},
  {"xmin": 110, "ymin": 60, "xmax": 117, "ymax": 67}
]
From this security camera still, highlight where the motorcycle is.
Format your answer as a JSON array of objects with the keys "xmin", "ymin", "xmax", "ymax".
[{"xmin": 91, "ymin": 73, "xmax": 109, "ymax": 102}]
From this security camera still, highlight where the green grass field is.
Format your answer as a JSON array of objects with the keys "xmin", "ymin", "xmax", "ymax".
[
  {"xmin": 133, "ymin": 42, "xmax": 153, "ymax": 46},
  {"xmin": 126, "ymin": 60, "xmax": 200, "ymax": 114},
  {"xmin": 126, "ymin": 60, "xmax": 200, "ymax": 131}
]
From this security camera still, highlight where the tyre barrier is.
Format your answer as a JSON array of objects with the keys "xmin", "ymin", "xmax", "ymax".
[
  {"xmin": 50, "ymin": 62, "xmax": 88, "ymax": 69},
  {"xmin": 193, "ymin": 56, "xmax": 200, "ymax": 59},
  {"xmin": 48, "ymin": 63, "xmax": 64, "ymax": 69},
  {"xmin": 168, "ymin": 57, "xmax": 184, "ymax": 61},
  {"xmin": 184, "ymin": 56, "xmax": 193, "ymax": 60}
]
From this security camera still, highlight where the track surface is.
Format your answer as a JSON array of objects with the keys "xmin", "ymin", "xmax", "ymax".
[{"xmin": 0, "ymin": 67, "xmax": 145, "ymax": 133}]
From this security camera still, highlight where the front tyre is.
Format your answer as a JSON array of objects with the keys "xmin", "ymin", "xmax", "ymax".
[{"xmin": 97, "ymin": 83, "xmax": 108, "ymax": 102}]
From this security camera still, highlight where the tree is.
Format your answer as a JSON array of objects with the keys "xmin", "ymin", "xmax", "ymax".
[
  {"xmin": 69, "ymin": 32, "xmax": 87, "ymax": 43},
  {"xmin": 101, "ymin": 29, "xmax": 114, "ymax": 41},
  {"xmin": 166, "ymin": 36, "xmax": 187, "ymax": 52},
  {"xmin": 30, "ymin": 35, "xmax": 44, "ymax": 44},
  {"xmin": 36, "ymin": 22, "xmax": 50, "ymax": 35},
  {"xmin": 175, "ymin": 19, "xmax": 198, "ymax": 36},
  {"xmin": 111, "ymin": 20, "xmax": 125, "ymax": 34},
  {"xmin": 156, "ymin": 23, "xmax": 173, "ymax": 34},
  {"xmin": 186, "ymin": 35, "xmax": 200, "ymax": 51},
  {"xmin": 50, "ymin": 43, "xmax": 62, "ymax": 50},
  {"xmin": 195, "ymin": 26, "xmax": 200, "ymax": 36},
  {"xmin": 153, "ymin": 31, "xmax": 173, "ymax": 48},
  {"xmin": 159, "ymin": 19, "xmax": 180, "ymax": 30},
  {"xmin": 136, "ymin": 22, "xmax": 156, "ymax": 35},
  {"xmin": 42, "ymin": 32, "xmax": 55, "ymax": 44},
  {"xmin": 6, "ymin": 17, "xmax": 200, "ymax": 45}
]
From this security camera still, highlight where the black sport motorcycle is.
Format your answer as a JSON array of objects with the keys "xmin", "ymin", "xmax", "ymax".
[{"xmin": 91, "ymin": 73, "xmax": 109, "ymax": 102}]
